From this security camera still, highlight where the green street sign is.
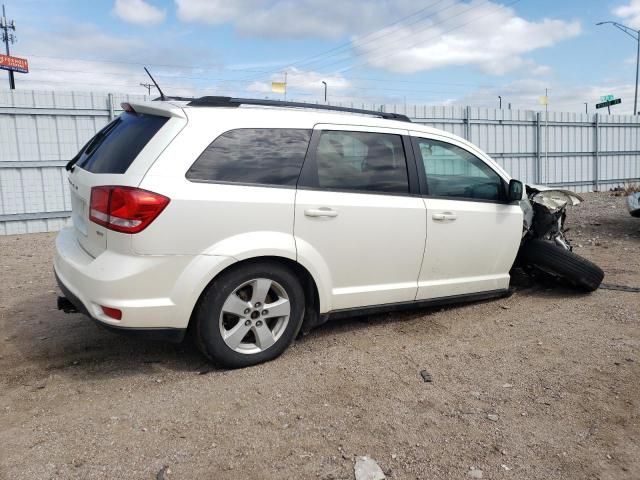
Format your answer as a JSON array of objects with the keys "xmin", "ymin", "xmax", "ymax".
[
  {"xmin": 600, "ymin": 94, "xmax": 615, "ymax": 102},
  {"xmin": 596, "ymin": 98, "xmax": 622, "ymax": 109}
]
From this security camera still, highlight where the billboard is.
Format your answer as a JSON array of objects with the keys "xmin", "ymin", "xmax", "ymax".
[{"xmin": 0, "ymin": 54, "xmax": 29, "ymax": 74}]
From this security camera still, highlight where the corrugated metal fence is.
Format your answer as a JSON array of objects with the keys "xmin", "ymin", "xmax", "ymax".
[{"xmin": 1, "ymin": 90, "xmax": 639, "ymax": 234}]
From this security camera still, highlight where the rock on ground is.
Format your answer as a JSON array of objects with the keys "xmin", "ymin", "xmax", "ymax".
[{"xmin": 354, "ymin": 456, "xmax": 385, "ymax": 480}]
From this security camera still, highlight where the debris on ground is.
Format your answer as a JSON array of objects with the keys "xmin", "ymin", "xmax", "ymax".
[
  {"xmin": 486, "ymin": 414, "xmax": 499, "ymax": 422},
  {"xmin": 354, "ymin": 456, "xmax": 385, "ymax": 480},
  {"xmin": 467, "ymin": 467, "xmax": 483, "ymax": 478},
  {"xmin": 419, "ymin": 370, "xmax": 432, "ymax": 383},
  {"xmin": 156, "ymin": 465, "xmax": 171, "ymax": 480}
]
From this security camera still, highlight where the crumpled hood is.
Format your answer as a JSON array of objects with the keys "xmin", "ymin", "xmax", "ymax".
[
  {"xmin": 521, "ymin": 184, "xmax": 584, "ymax": 232},
  {"xmin": 526, "ymin": 184, "xmax": 584, "ymax": 208}
]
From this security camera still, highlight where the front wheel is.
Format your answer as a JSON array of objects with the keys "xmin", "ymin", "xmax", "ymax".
[
  {"xmin": 519, "ymin": 239, "xmax": 604, "ymax": 292},
  {"xmin": 195, "ymin": 262, "xmax": 305, "ymax": 368}
]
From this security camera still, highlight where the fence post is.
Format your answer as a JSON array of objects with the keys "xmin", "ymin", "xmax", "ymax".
[
  {"xmin": 593, "ymin": 113, "xmax": 599, "ymax": 191},
  {"xmin": 464, "ymin": 105, "xmax": 471, "ymax": 140},
  {"xmin": 535, "ymin": 112, "xmax": 542, "ymax": 184},
  {"xmin": 107, "ymin": 93, "xmax": 115, "ymax": 121}
]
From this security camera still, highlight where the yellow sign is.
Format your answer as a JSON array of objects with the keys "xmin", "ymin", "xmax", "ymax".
[
  {"xmin": 271, "ymin": 81, "xmax": 286, "ymax": 94},
  {"xmin": 539, "ymin": 95, "xmax": 548, "ymax": 106}
]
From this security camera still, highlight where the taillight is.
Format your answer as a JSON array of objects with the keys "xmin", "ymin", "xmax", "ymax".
[{"xmin": 90, "ymin": 186, "xmax": 169, "ymax": 234}]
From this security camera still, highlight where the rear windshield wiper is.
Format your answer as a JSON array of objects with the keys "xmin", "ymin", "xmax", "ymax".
[{"xmin": 66, "ymin": 119, "xmax": 120, "ymax": 172}]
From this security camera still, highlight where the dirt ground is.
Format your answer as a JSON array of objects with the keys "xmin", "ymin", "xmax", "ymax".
[{"xmin": 0, "ymin": 192, "xmax": 638, "ymax": 480}]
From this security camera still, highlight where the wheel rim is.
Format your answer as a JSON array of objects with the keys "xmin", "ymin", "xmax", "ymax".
[{"xmin": 219, "ymin": 278, "xmax": 291, "ymax": 355}]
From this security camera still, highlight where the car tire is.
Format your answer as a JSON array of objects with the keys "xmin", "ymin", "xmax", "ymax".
[
  {"xmin": 519, "ymin": 239, "xmax": 604, "ymax": 292},
  {"xmin": 195, "ymin": 261, "xmax": 305, "ymax": 368}
]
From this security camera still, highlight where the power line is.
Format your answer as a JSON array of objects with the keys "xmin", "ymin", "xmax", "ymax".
[
  {"xmin": 14, "ymin": 52, "xmax": 278, "ymax": 73},
  {"xmin": 17, "ymin": 76, "xmax": 478, "ymax": 96},
  {"xmin": 312, "ymin": 0, "xmax": 495, "ymax": 73},
  {"xmin": 23, "ymin": 64, "xmax": 497, "ymax": 90},
  {"xmin": 287, "ymin": 0, "xmax": 450, "ymax": 70},
  {"xmin": 235, "ymin": 0, "xmax": 464, "ymax": 85},
  {"xmin": 338, "ymin": 0, "xmax": 522, "ymax": 74}
]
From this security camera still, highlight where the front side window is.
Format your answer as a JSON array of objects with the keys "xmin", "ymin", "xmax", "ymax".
[
  {"xmin": 313, "ymin": 131, "xmax": 409, "ymax": 194},
  {"xmin": 415, "ymin": 138, "xmax": 504, "ymax": 201},
  {"xmin": 186, "ymin": 128, "xmax": 311, "ymax": 186}
]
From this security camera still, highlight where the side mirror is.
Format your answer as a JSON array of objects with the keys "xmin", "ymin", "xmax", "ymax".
[{"xmin": 507, "ymin": 179, "xmax": 523, "ymax": 202}]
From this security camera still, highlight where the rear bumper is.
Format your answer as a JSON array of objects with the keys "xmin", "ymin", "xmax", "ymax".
[
  {"xmin": 55, "ymin": 270, "xmax": 186, "ymax": 343},
  {"xmin": 53, "ymin": 226, "xmax": 235, "ymax": 334}
]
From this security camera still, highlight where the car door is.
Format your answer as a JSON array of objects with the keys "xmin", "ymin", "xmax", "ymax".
[
  {"xmin": 411, "ymin": 133, "xmax": 523, "ymax": 300},
  {"xmin": 294, "ymin": 124, "xmax": 426, "ymax": 311}
]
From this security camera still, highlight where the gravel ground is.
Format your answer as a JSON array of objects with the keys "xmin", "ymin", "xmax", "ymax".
[{"xmin": 0, "ymin": 192, "xmax": 638, "ymax": 480}]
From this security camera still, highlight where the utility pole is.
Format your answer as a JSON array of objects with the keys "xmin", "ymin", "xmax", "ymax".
[
  {"xmin": 1, "ymin": 4, "xmax": 17, "ymax": 90},
  {"xmin": 597, "ymin": 21, "xmax": 640, "ymax": 115},
  {"xmin": 498, "ymin": 95, "xmax": 502, "ymax": 109},
  {"xmin": 584, "ymin": 102, "xmax": 588, "ymax": 114},
  {"xmin": 140, "ymin": 82, "xmax": 153, "ymax": 95},
  {"xmin": 544, "ymin": 88, "xmax": 549, "ymax": 180},
  {"xmin": 321, "ymin": 80, "xmax": 327, "ymax": 103}
]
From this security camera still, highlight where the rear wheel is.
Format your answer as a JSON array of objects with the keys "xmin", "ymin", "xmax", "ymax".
[
  {"xmin": 195, "ymin": 262, "xmax": 305, "ymax": 368},
  {"xmin": 519, "ymin": 239, "xmax": 604, "ymax": 292}
]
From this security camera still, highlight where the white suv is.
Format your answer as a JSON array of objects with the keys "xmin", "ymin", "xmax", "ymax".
[{"xmin": 55, "ymin": 97, "xmax": 525, "ymax": 367}]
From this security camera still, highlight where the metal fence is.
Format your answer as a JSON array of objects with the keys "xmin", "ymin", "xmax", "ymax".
[{"xmin": 1, "ymin": 90, "xmax": 639, "ymax": 234}]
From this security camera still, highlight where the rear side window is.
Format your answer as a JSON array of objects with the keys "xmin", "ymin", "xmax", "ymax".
[
  {"xmin": 186, "ymin": 129, "xmax": 311, "ymax": 186},
  {"xmin": 313, "ymin": 131, "xmax": 409, "ymax": 193},
  {"xmin": 76, "ymin": 112, "xmax": 168, "ymax": 174}
]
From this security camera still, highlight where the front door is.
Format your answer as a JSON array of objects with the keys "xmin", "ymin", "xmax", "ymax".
[
  {"xmin": 294, "ymin": 125, "xmax": 426, "ymax": 311},
  {"xmin": 411, "ymin": 134, "xmax": 523, "ymax": 299}
]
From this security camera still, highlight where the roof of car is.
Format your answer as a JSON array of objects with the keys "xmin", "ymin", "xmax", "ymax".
[{"xmin": 127, "ymin": 97, "xmax": 461, "ymax": 140}]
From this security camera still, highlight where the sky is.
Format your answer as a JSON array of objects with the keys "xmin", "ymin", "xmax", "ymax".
[{"xmin": 4, "ymin": 0, "xmax": 640, "ymax": 113}]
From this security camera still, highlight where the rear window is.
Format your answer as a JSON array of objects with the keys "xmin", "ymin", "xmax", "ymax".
[
  {"xmin": 75, "ymin": 112, "xmax": 168, "ymax": 174},
  {"xmin": 186, "ymin": 128, "xmax": 311, "ymax": 186}
]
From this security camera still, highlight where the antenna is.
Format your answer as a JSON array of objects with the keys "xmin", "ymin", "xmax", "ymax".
[{"xmin": 144, "ymin": 67, "xmax": 165, "ymax": 100}]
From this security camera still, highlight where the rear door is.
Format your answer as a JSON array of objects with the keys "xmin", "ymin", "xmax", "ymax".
[
  {"xmin": 68, "ymin": 106, "xmax": 184, "ymax": 257},
  {"xmin": 411, "ymin": 134, "xmax": 522, "ymax": 299},
  {"xmin": 294, "ymin": 124, "xmax": 426, "ymax": 311}
]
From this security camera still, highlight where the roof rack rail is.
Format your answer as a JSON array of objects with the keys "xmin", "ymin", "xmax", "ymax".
[{"xmin": 187, "ymin": 96, "xmax": 412, "ymax": 122}]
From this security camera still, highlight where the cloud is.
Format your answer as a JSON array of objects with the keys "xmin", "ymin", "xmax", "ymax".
[
  {"xmin": 113, "ymin": 0, "xmax": 166, "ymax": 26},
  {"xmin": 614, "ymin": 0, "xmax": 640, "ymax": 29},
  {"xmin": 12, "ymin": 19, "xmax": 217, "ymax": 96},
  {"xmin": 174, "ymin": 0, "xmax": 579, "ymax": 76},
  {"xmin": 175, "ymin": 0, "xmax": 424, "ymax": 39},
  {"xmin": 351, "ymin": 1, "xmax": 581, "ymax": 75}
]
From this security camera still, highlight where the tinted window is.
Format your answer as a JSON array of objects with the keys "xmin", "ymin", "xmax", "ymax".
[
  {"xmin": 416, "ymin": 138, "xmax": 504, "ymax": 201},
  {"xmin": 314, "ymin": 131, "xmax": 409, "ymax": 193},
  {"xmin": 76, "ymin": 112, "xmax": 168, "ymax": 174},
  {"xmin": 186, "ymin": 129, "xmax": 311, "ymax": 186}
]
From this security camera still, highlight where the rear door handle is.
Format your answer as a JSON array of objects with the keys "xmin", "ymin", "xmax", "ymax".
[
  {"xmin": 304, "ymin": 207, "xmax": 338, "ymax": 218},
  {"xmin": 432, "ymin": 212, "xmax": 457, "ymax": 222}
]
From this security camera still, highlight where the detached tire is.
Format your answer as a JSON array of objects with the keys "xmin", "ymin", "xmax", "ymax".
[
  {"xmin": 519, "ymin": 239, "xmax": 604, "ymax": 292},
  {"xmin": 195, "ymin": 261, "xmax": 305, "ymax": 368}
]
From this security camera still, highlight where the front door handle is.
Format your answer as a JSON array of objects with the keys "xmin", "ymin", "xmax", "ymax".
[
  {"xmin": 304, "ymin": 207, "xmax": 338, "ymax": 218},
  {"xmin": 432, "ymin": 212, "xmax": 457, "ymax": 222}
]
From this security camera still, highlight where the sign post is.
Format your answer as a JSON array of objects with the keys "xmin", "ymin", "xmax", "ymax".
[{"xmin": 596, "ymin": 97, "xmax": 622, "ymax": 114}]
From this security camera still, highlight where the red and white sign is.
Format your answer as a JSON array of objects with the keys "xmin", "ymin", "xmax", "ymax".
[{"xmin": 0, "ymin": 54, "xmax": 29, "ymax": 74}]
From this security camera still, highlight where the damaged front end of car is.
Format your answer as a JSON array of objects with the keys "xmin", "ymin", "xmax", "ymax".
[
  {"xmin": 520, "ymin": 185, "xmax": 583, "ymax": 250},
  {"xmin": 516, "ymin": 185, "xmax": 604, "ymax": 291}
]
